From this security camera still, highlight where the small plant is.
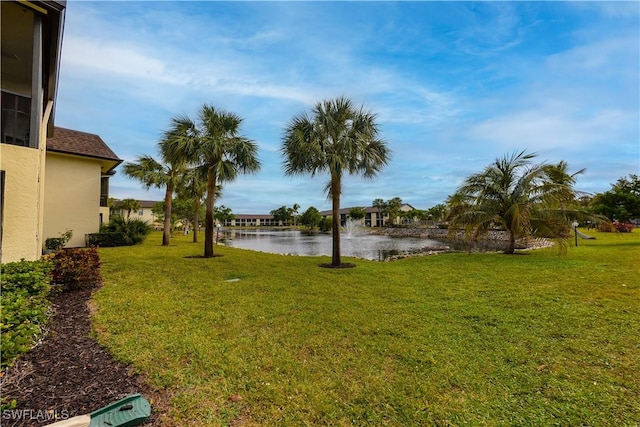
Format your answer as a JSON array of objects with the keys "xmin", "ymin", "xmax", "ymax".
[
  {"xmin": 1, "ymin": 260, "xmax": 53, "ymax": 371},
  {"xmin": 51, "ymin": 247, "xmax": 101, "ymax": 290},
  {"xmin": 45, "ymin": 229, "xmax": 73, "ymax": 251}
]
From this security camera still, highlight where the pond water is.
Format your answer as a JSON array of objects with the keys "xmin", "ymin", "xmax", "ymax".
[{"xmin": 222, "ymin": 228, "xmax": 451, "ymax": 261}]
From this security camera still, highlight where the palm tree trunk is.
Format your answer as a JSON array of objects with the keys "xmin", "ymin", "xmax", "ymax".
[
  {"xmin": 204, "ymin": 170, "xmax": 217, "ymax": 257},
  {"xmin": 192, "ymin": 198, "xmax": 200, "ymax": 243},
  {"xmin": 162, "ymin": 184, "xmax": 173, "ymax": 246},
  {"xmin": 504, "ymin": 230, "xmax": 516, "ymax": 254},
  {"xmin": 331, "ymin": 175, "xmax": 341, "ymax": 266}
]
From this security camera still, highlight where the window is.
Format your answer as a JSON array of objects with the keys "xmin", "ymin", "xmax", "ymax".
[
  {"xmin": 100, "ymin": 177, "xmax": 109, "ymax": 207},
  {"xmin": 138, "ymin": 209, "xmax": 144, "ymax": 216},
  {"xmin": 1, "ymin": 91, "xmax": 31, "ymax": 146}
]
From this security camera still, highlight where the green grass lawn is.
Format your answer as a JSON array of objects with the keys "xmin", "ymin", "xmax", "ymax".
[{"xmin": 93, "ymin": 229, "xmax": 640, "ymax": 426}]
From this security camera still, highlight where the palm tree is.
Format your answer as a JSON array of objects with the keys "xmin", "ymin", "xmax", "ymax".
[
  {"xmin": 282, "ymin": 96, "xmax": 390, "ymax": 267},
  {"xmin": 386, "ymin": 197, "xmax": 403, "ymax": 226},
  {"xmin": 123, "ymin": 124, "xmax": 189, "ymax": 246},
  {"xmin": 176, "ymin": 167, "xmax": 208, "ymax": 243},
  {"xmin": 290, "ymin": 203, "xmax": 300, "ymax": 226},
  {"xmin": 113, "ymin": 198, "xmax": 140, "ymax": 219},
  {"xmin": 372, "ymin": 198, "xmax": 386, "ymax": 227},
  {"xmin": 168, "ymin": 105, "xmax": 260, "ymax": 258},
  {"xmin": 446, "ymin": 150, "xmax": 584, "ymax": 254}
]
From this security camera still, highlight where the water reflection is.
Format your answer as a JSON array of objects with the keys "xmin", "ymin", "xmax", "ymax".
[{"xmin": 222, "ymin": 229, "xmax": 451, "ymax": 261}]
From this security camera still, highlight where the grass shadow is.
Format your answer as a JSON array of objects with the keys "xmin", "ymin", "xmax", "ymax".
[
  {"xmin": 184, "ymin": 254, "xmax": 225, "ymax": 259},
  {"xmin": 319, "ymin": 262, "xmax": 356, "ymax": 268}
]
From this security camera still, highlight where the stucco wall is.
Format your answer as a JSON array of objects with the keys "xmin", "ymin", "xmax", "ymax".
[
  {"xmin": 129, "ymin": 207, "xmax": 156, "ymax": 225},
  {"xmin": 99, "ymin": 206, "xmax": 110, "ymax": 226},
  {"xmin": 0, "ymin": 144, "xmax": 44, "ymax": 262},
  {"xmin": 43, "ymin": 153, "xmax": 101, "ymax": 248}
]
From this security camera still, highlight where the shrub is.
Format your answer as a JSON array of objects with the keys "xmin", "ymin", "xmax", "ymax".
[
  {"xmin": 613, "ymin": 222, "xmax": 634, "ymax": 232},
  {"xmin": 99, "ymin": 216, "xmax": 152, "ymax": 245},
  {"xmin": 596, "ymin": 222, "xmax": 615, "ymax": 232},
  {"xmin": 1, "ymin": 259, "xmax": 52, "ymax": 295},
  {"xmin": 597, "ymin": 222, "xmax": 635, "ymax": 233},
  {"xmin": 319, "ymin": 216, "xmax": 333, "ymax": 232},
  {"xmin": 45, "ymin": 229, "xmax": 73, "ymax": 251},
  {"xmin": 1, "ymin": 260, "xmax": 52, "ymax": 371},
  {"xmin": 86, "ymin": 232, "xmax": 129, "ymax": 247},
  {"xmin": 51, "ymin": 247, "xmax": 101, "ymax": 289}
]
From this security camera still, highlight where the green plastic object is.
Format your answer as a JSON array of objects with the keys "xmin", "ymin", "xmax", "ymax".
[{"xmin": 88, "ymin": 394, "xmax": 151, "ymax": 427}]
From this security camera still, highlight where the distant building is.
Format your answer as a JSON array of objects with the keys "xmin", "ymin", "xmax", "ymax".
[
  {"xmin": 319, "ymin": 204, "xmax": 415, "ymax": 227},
  {"xmin": 219, "ymin": 203, "xmax": 418, "ymax": 228},
  {"xmin": 220, "ymin": 214, "xmax": 282, "ymax": 227},
  {"xmin": 111, "ymin": 200, "xmax": 161, "ymax": 228}
]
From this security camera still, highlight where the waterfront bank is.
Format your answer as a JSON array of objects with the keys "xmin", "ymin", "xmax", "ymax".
[{"xmin": 376, "ymin": 227, "xmax": 554, "ymax": 250}]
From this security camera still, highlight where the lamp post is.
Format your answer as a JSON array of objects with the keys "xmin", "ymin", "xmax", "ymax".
[
  {"xmin": 572, "ymin": 221, "xmax": 579, "ymax": 247},
  {"xmin": 215, "ymin": 223, "xmax": 221, "ymax": 245}
]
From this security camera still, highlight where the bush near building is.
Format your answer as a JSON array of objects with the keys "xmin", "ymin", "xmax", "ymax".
[
  {"xmin": 51, "ymin": 247, "xmax": 101, "ymax": 289},
  {"xmin": 88, "ymin": 216, "xmax": 152, "ymax": 247},
  {"xmin": 1, "ymin": 260, "xmax": 52, "ymax": 371}
]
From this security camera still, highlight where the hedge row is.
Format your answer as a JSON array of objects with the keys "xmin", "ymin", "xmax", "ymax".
[{"xmin": 86, "ymin": 232, "xmax": 130, "ymax": 247}]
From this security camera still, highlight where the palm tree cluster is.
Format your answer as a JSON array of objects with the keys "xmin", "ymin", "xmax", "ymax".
[
  {"xmin": 124, "ymin": 104, "xmax": 260, "ymax": 257},
  {"xmin": 446, "ymin": 150, "xmax": 586, "ymax": 254},
  {"xmin": 124, "ymin": 97, "xmax": 588, "ymax": 264},
  {"xmin": 124, "ymin": 97, "xmax": 389, "ymax": 265}
]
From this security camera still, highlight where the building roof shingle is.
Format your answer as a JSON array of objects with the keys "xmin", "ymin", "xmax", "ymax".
[{"xmin": 47, "ymin": 127, "xmax": 122, "ymax": 172}]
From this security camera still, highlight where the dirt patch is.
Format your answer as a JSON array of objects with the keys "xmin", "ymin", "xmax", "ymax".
[{"xmin": 1, "ymin": 284, "xmax": 169, "ymax": 427}]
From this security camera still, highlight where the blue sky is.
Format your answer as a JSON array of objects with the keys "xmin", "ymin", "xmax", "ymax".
[{"xmin": 55, "ymin": 1, "xmax": 639, "ymax": 214}]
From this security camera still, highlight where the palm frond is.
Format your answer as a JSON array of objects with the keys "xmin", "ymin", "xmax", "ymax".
[{"xmin": 123, "ymin": 155, "xmax": 167, "ymax": 189}]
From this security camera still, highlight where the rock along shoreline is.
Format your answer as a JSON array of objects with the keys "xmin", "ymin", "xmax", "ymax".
[{"xmin": 370, "ymin": 227, "xmax": 554, "ymax": 261}]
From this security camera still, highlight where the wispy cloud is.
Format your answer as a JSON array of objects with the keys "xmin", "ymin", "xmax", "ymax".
[
  {"xmin": 468, "ymin": 108, "xmax": 634, "ymax": 151},
  {"xmin": 451, "ymin": 3, "xmax": 526, "ymax": 56},
  {"xmin": 63, "ymin": 38, "xmax": 189, "ymax": 85}
]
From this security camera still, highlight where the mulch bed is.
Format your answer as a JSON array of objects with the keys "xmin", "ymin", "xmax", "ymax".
[{"xmin": 2, "ymin": 284, "xmax": 166, "ymax": 427}]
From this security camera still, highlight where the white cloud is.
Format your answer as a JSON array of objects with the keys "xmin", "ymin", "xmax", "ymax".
[
  {"xmin": 467, "ymin": 108, "xmax": 635, "ymax": 152},
  {"xmin": 544, "ymin": 34, "xmax": 639, "ymax": 82},
  {"xmin": 62, "ymin": 37, "xmax": 189, "ymax": 85}
]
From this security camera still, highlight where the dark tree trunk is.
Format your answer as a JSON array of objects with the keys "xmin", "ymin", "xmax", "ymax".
[
  {"xmin": 504, "ymin": 230, "xmax": 516, "ymax": 254},
  {"xmin": 204, "ymin": 171, "xmax": 217, "ymax": 257},
  {"xmin": 331, "ymin": 176, "xmax": 341, "ymax": 266},
  {"xmin": 192, "ymin": 198, "xmax": 199, "ymax": 243},
  {"xmin": 162, "ymin": 184, "xmax": 173, "ymax": 246}
]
